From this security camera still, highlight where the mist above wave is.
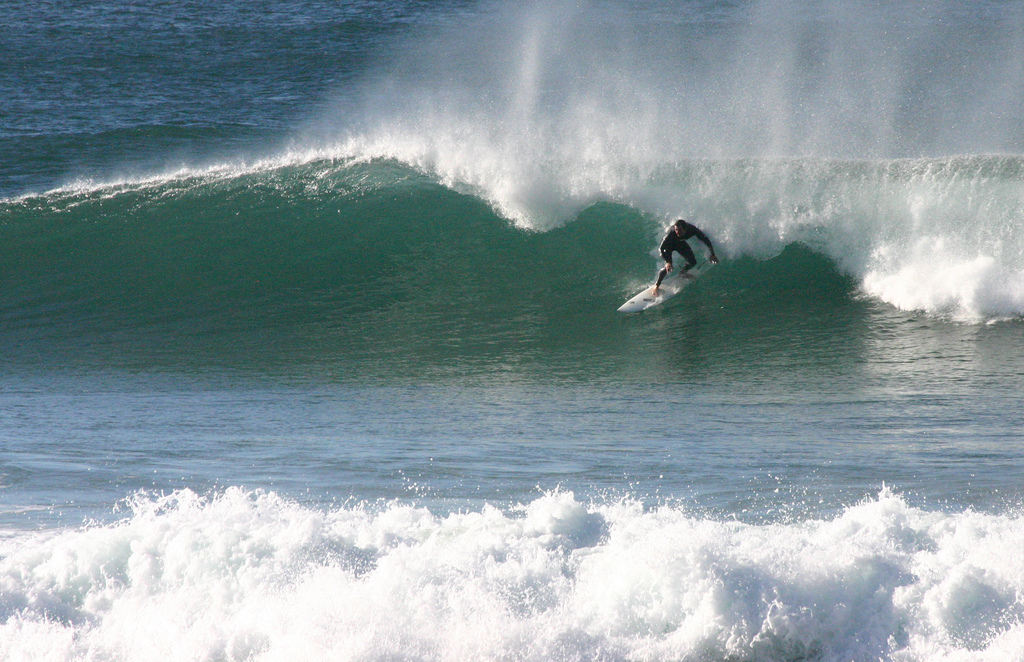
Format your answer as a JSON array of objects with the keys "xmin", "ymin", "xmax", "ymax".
[
  {"xmin": 292, "ymin": 0, "xmax": 1024, "ymax": 320},
  {"xmin": 307, "ymin": 0, "xmax": 1024, "ymax": 221}
]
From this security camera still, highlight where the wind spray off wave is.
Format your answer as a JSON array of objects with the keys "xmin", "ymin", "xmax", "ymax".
[{"xmin": 303, "ymin": 0, "xmax": 1024, "ymax": 320}]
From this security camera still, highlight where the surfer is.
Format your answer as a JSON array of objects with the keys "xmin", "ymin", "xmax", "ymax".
[{"xmin": 653, "ymin": 219, "xmax": 719, "ymax": 296}]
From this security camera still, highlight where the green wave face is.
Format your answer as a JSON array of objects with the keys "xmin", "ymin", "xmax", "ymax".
[{"xmin": 2, "ymin": 156, "xmax": 1020, "ymax": 380}]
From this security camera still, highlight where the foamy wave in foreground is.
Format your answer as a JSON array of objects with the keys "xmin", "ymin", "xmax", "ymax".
[{"xmin": 2, "ymin": 488, "xmax": 1023, "ymax": 661}]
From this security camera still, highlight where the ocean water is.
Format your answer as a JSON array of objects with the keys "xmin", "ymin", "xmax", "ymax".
[{"xmin": 3, "ymin": 1, "xmax": 1024, "ymax": 660}]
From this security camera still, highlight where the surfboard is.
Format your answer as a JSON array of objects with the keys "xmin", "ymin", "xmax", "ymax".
[{"xmin": 617, "ymin": 265, "xmax": 709, "ymax": 313}]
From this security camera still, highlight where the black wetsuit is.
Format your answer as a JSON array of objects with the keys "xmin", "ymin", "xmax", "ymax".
[{"xmin": 656, "ymin": 221, "xmax": 715, "ymax": 287}]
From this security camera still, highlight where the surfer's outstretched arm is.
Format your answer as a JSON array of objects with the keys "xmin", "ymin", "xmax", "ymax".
[{"xmin": 690, "ymin": 227, "xmax": 719, "ymax": 264}]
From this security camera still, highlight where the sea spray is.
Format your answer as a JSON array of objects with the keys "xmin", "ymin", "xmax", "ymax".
[
  {"xmin": 306, "ymin": 0, "xmax": 1024, "ymax": 219},
  {"xmin": 299, "ymin": 0, "xmax": 1024, "ymax": 319},
  {"xmin": 2, "ymin": 488, "xmax": 1024, "ymax": 661}
]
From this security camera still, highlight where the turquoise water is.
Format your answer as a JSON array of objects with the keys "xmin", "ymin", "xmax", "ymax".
[{"xmin": 3, "ymin": 1, "xmax": 1024, "ymax": 660}]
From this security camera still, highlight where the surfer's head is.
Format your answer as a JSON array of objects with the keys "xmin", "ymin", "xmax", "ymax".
[{"xmin": 673, "ymin": 219, "xmax": 687, "ymax": 233}]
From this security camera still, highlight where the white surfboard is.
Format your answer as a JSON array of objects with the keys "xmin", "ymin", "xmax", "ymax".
[{"xmin": 617, "ymin": 265, "xmax": 710, "ymax": 313}]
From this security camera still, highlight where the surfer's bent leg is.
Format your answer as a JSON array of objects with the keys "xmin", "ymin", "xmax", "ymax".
[{"xmin": 679, "ymin": 243, "xmax": 697, "ymax": 273}]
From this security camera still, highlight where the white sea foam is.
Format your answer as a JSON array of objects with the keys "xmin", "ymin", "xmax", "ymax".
[{"xmin": 2, "ymin": 488, "xmax": 1023, "ymax": 661}]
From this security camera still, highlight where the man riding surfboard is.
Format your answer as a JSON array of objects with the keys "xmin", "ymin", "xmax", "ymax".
[{"xmin": 653, "ymin": 219, "xmax": 719, "ymax": 296}]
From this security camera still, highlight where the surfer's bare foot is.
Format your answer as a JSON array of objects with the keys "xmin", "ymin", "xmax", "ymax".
[{"xmin": 651, "ymin": 287, "xmax": 659, "ymax": 296}]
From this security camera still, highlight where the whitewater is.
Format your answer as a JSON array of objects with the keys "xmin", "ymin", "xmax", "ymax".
[
  {"xmin": 3, "ymin": 0, "xmax": 1024, "ymax": 661},
  {"xmin": 4, "ymin": 488, "xmax": 1024, "ymax": 661}
]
